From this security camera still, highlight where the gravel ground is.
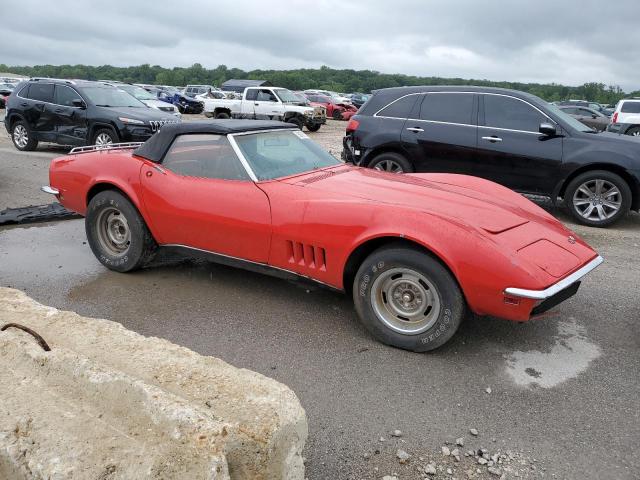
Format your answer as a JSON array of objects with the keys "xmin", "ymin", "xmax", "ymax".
[{"xmin": 1, "ymin": 112, "xmax": 639, "ymax": 479}]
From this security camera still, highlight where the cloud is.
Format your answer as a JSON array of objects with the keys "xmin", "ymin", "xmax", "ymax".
[{"xmin": 1, "ymin": 0, "xmax": 638, "ymax": 91}]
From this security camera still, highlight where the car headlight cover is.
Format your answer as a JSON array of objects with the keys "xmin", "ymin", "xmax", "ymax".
[{"xmin": 118, "ymin": 117, "xmax": 145, "ymax": 125}]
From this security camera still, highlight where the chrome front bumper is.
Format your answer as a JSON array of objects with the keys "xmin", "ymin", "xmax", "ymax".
[
  {"xmin": 504, "ymin": 255, "xmax": 604, "ymax": 300},
  {"xmin": 41, "ymin": 186, "xmax": 59, "ymax": 195}
]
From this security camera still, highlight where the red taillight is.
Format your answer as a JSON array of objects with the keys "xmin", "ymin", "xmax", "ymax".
[
  {"xmin": 346, "ymin": 118, "xmax": 360, "ymax": 133},
  {"xmin": 612, "ymin": 112, "xmax": 618, "ymax": 123}
]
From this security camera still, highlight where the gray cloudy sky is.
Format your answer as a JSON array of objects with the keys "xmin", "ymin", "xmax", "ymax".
[{"xmin": 2, "ymin": 1, "xmax": 638, "ymax": 91}]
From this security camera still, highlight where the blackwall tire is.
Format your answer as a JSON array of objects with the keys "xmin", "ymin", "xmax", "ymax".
[
  {"xmin": 85, "ymin": 191, "xmax": 157, "ymax": 272},
  {"xmin": 353, "ymin": 245, "xmax": 465, "ymax": 352},
  {"xmin": 368, "ymin": 152, "xmax": 414, "ymax": 173},
  {"xmin": 11, "ymin": 120, "xmax": 38, "ymax": 151},
  {"xmin": 564, "ymin": 170, "xmax": 631, "ymax": 227}
]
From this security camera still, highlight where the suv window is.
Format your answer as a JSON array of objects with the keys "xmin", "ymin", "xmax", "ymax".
[
  {"xmin": 484, "ymin": 95, "xmax": 546, "ymax": 132},
  {"xmin": 377, "ymin": 94, "xmax": 419, "ymax": 119},
  {"xmin": 27, "ymin": 82, "xmax": 54, "ymax": 102},
  {"xmin": 162, "ymin": 134, "xmax": 249, "ymax": 181},
  {"xmin": 54, "ymin": 85, "xmax": 82, "ymax": 106},
  {"xmin": 419, "ymin": 93, "xmax": 474, "ymax": 124},
  {"xmin": 621, "ymin": 101, "xmax": 640, "ymax": 114}
]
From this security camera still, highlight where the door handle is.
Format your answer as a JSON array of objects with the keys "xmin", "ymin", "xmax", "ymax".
[
  {"xmin": 406, "ymin": 127, "xmax": 424, "ymax": 133},
  {"xmin": 481, "ymin": 136, "xmax": 502, "ymax": 143}
]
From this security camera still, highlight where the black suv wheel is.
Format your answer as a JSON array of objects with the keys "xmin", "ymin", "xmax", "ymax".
[
  {"xmin": 565, "ymin": 170, "xmax": 631, "ymax": 227},
  {"xmin": 11, "ymin": 120, "xmax": 38, "ymax": 151},
  {"xmin": 369, "ymin": 152, "xmax": 413, "ymax": 173}
]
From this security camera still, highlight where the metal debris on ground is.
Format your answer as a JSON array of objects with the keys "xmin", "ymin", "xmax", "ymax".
[{"xmin": 1, "ymin": 323, "xmax": 51, "ymax": 351}]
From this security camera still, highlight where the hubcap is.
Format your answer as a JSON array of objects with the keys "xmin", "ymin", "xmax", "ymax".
[
  {"xmin": 95, "ymin": 132, "xmax": 113, "ymax": 148},
  {"xmin": 373, "ymin": 159, "xmax": 404, "ymax": 173},
  {"xmin": 573, "ymin": 179, "xmax": 622, "ymax": 221},
  {"xmin": 370, "ymin": 267, "xmax": 441, "ymax": 334},
  {"xmin": 96, "ymin": 208, "xmax": 130, "ymax": 256},
  {"xmin": 13, "ymin": 125, "xmax": 28, "ymax": 148},
  {"xmin": 632, "ymin": 130, "xmax": 640, "ymax": 136}
]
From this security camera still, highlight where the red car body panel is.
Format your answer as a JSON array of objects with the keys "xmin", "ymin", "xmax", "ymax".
[{"xmin": 48, "ymin": 148, "xmax": 599, "ymax": 322}]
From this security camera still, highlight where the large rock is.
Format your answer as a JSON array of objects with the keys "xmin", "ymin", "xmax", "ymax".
[{"xmin": 0, "ymin": 288, "xmax": 307, "ymax": 479}]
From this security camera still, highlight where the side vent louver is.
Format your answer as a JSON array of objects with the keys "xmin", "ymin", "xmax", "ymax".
[{"xmin": 286, "ymin": 241, "xmax": 326, "ymax": 271}]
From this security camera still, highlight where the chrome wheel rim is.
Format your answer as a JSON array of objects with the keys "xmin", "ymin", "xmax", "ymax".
[
  {"xmin": 573, "ymin": 179, "xmax": 622, "ymax": 221},
  {"xmin": 373, "ymin": 159, "xmax": 404, "ymax": 173},
  {"xmin": 13, "ymin": 125, "xmax": 28, "ymax": 148},
  {"xmin": 370, "ymin": 267, "xmax": 441, "ymax": 334},
  {"xmin": 96, "ymin": 207, "xmax": 130, "ymax": 256},
  {"xmin": 95, "ymin": 132, "xmax": 113, "ymax": 148},
  {"xmin": 631, "ymin": 130, "xmax": 640, "ymax": 136}
]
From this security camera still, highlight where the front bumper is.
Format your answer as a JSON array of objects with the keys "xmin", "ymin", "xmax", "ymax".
[
  {"xmin": 503, "ymin": 255, "xmax": 603, "ymax": 319},
  {"xmin": 504, "ymin": 255, "xmax": 603, "ymax": 300}
]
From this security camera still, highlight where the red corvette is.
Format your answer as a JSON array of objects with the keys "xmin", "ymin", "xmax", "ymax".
[
  {"xmin": 305, "ymin": 93, "xmax": 357, "ymax": 120},
  {"xmin": 43, "ymin": 121, "xmax": 602, "ymax": 351}
]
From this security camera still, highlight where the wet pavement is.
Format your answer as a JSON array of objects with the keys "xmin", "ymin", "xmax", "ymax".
[{"xmin": 1, "ymin": 218, "xmax": 639, "ymax": 479}]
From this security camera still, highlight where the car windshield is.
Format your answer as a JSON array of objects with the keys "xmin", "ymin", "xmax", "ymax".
[
  {"xmin": 82, "ymin": 87, "xmax": 146, "ymax": 107},
  {"xmin": 274, "ymin": 88, "xmax": 302, "ymax": 103},
  {"xmin": 233, "ymin": 130, "xmax": 341, "ymax": 180},
  {"xmin": 546, "ymin": 103, "xmax": 595, "ymax": 132},
  {"xmin": 118, "ymin": 85, "xmax": 156, "ymax": 101}
]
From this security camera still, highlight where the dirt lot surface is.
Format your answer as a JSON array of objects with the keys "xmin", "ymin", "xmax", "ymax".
[{"xmin": 1, "ymin": 112, "xmax": 639, "ymax": 479}]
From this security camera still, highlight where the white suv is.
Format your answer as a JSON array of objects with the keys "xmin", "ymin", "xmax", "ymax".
[{"xmin": 611, "ymin": 99, "xmax": 640, "ymax": 136}]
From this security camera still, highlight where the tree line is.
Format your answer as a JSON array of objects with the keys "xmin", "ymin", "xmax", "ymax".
[{"xmin": 2, "ymin": 63, "xmax": 637, "ymax": 104}]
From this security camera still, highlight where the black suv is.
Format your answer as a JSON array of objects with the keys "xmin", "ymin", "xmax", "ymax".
[
  {"xmin": 343, "ymin": 86, "xmax": 640, "ymax": 227},
  {"xmin": 4, "ymin": 78, "xmax": 180, "ymax": 151}
]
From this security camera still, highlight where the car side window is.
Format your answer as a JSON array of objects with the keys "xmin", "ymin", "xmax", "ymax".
[
  {"xmin": 483, "ymin": 95, "xmax": 547, "ymax": 132},
  {"xmin": 54, "ymin": 85, "xmax": 82, "ymax": 106},
  {"xmin": 257, "ymin": 89, "xmax": 277, "ymax": 102},
  {"xmin": 245, "ymin": 89, "xmax": 258, "ymax": 101},
  {"xmin": 27, "ymin": 83, "xmax": 54, "ymax": 102},
  {"xmin": 419, "ymin": 93, "xmax": 475, "ymax": 125},
  {"xmin": 162, "ymin": 134, "xmax": 250, "ymax": 181},
  {"xmin": 377, "ymin": 94, "xmax": 420, "ymax": 119}
]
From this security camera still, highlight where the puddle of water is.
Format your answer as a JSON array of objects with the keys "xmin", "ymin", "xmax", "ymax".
[{"xmin": 505, "ymin": 318, "xmax": 600, "ymax": 388}]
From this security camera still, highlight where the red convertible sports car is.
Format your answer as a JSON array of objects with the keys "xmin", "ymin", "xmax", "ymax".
[{"xmin": 43, "ymin": 121, "xmax": 602, "ymax": 351}]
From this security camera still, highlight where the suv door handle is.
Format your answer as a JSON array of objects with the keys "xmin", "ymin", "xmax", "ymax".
[
  {"xmin": 406, "ymin": 127, "xmax": 424, "ymax": 133},
  {"xmin": 481, "ymin": 136, "xmax": 502, "ymax": 143}
]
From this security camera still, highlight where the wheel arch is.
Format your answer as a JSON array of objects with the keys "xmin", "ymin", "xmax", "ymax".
[
  {"xmin": 342, "ymin": 235, "xmax": 462, "ymax": 297},
  {"xmin": 85, "ymin": 182, "xmax": 153, "ymax": 227},
  {"xmin": 7, "ymin": 113, "xmax": 26, "ymax": 130},
  {"xmin": 557, "ymin": 163, "xmax": 640, "ymax": 211},
  {"xmin": 88, "ymin": 122, "xmax": 119, "ymax": 144}
]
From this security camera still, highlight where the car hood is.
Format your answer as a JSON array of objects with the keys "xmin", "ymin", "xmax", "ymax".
[
  {"xmin": 584, "ymin": 129, "xmax": 640, "ymax": 147},
  {"xmin": 97, "ymin": 106, "xmax": 178, "ymax": 122},
  {"xmin": 283, "ymin": 166, "xmax": 598, "ymax": 283},
  {"xmin": 141, "ymin": 99, "xmax": 176, "ymax": 110},
  {"xmin": 285, "ymin": 166, "xmax": 544, "ymax": 233}
]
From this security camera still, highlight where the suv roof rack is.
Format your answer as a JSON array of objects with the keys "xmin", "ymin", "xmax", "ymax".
[
  {"xmin": 69, "ymin": 142, "xmax": 144, "ymax": 155},
  {"xmin": 29, "ymin": 77, "xmax": 77, "ymax": 85}
]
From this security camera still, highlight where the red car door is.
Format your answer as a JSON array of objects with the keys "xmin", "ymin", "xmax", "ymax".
[{"xmin": 139, "ymin": 133, "xmax": 272, "ymax": 263}]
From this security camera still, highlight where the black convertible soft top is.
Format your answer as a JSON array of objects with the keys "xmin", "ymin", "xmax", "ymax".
[{"xmin": 133, "ymin": 120, "xmax": 294, "ymax": 163}]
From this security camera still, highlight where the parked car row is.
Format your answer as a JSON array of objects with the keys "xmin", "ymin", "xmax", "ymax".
[{"xmin": 342, "ymin": 86, "xmax": 640, "ymax": 228}]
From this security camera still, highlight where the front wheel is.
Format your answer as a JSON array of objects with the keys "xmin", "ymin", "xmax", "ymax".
[
  {"xmin": 368, "ymin": 152, "xmax": 413, "ymax": 173},
  {"xmin": 85, "ymin": 191, "xmax": 157, "ymax": 272},
  {"xmin": 564, "ymin": 170, "xmax": 631, "ymax": 227},
  {"xmin": 92, "ymin": 128, "xmax": 118, "ymax": 147},
  {"xmin": 286, "ymin": 117, "xmax": 304, "ymax": 130},
  {"xmin": 306, "ymin": 123, "xmax": 321, "ymax": 132},
  {"xmin": 353, "ymin": 245, "xmax": 465, "ymax": 352}
]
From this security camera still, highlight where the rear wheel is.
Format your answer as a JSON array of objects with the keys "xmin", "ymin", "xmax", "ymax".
[
  {"xmin": 332, "ymin": 109, "xmax": 343, "ymax": 120},
  {"xmin": 215, "ymin": 111, "xmax": 230, "ymax": 119},
  {"xmin": 564, "ymin": 170, "xmax": 631, "ymax": 227},
  {"xmin": 626, "ymin": 127, "xmax": 640, "ymax": 137},
  {"xmin": 86, "ymin": 191, "xmax": 157, "ymax": 272},
  {"xmin": 11, "ymin": 120, "xmax": 38, "ymax": 151},
  {"xmin": 353, "ymin": 245, "xmax": 465, "ymax": 352},
  {"xmin": 368, "ymin": 152, "xmax": 413, "ymax": 173},
  {"xmin": 306, "ymin": 123, "xmax": 321, "ymax": 132}
]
